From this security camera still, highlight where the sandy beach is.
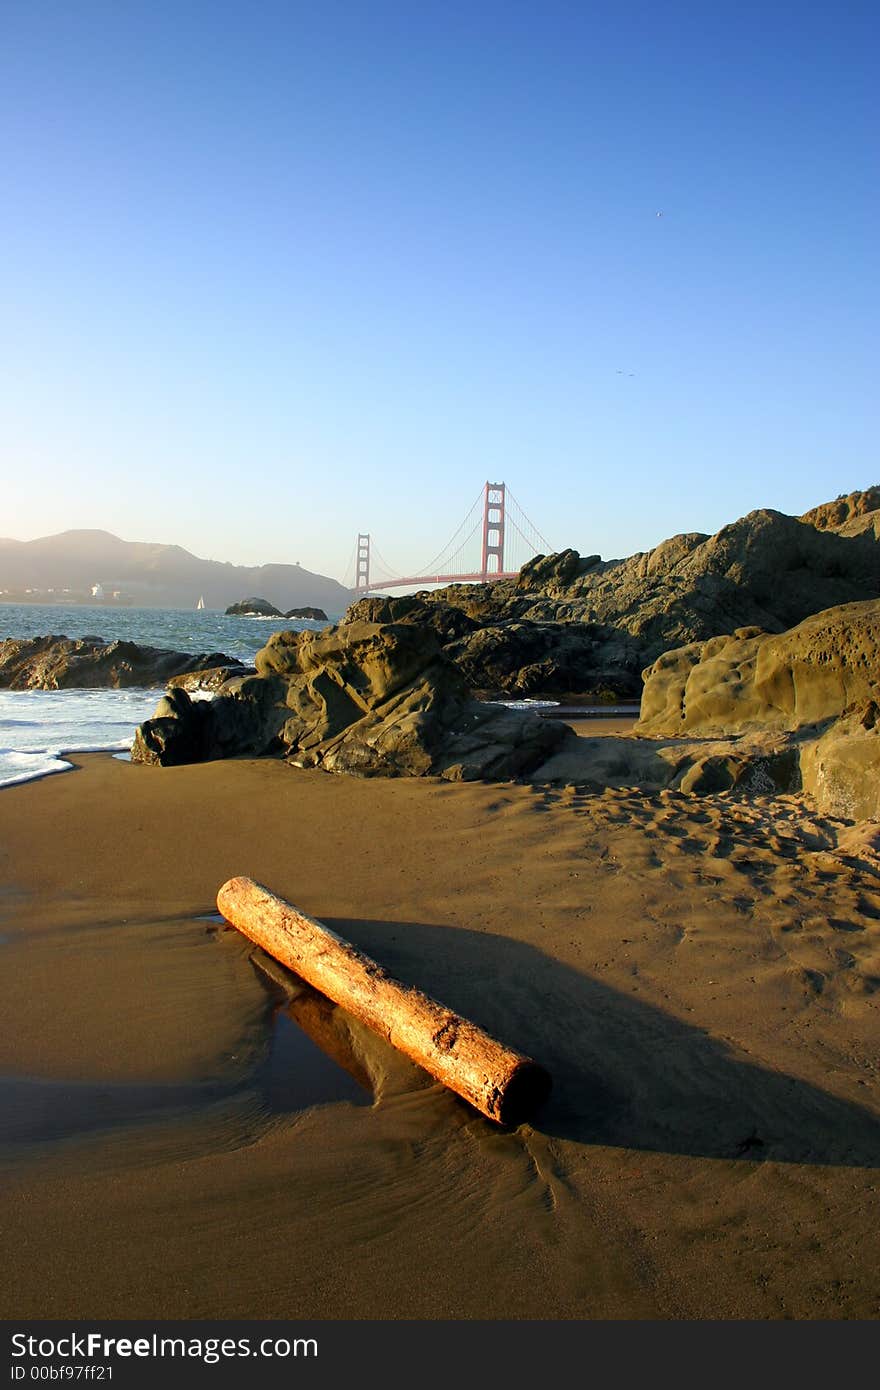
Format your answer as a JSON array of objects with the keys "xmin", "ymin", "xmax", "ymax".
[{"xmin": 2, "ymin": 734, "xmax": 879, "ymax": 1321}]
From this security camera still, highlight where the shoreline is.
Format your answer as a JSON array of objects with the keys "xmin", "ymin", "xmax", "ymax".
[
  {"xmin": 2, "ymin": 752, "xmax": 880, "ymax": 1317},
  {"xmin": 0, "ymin": 684, "xmax": 639, "ymax": 791}
]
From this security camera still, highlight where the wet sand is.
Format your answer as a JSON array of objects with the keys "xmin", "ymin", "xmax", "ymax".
[{"xmin": 1, "ymin": 750, "xmax": 880, "ymax": 1319}]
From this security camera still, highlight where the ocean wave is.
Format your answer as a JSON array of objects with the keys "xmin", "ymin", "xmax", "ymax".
[
  {"xmin": 0, "ymin": 687, "xmax": 165, "ymax": 789},
  {"xmin": 0, "ymin": 750, "xmax": 73, "ymax": 788},
  {"xmin": 0, "ymin": 602, "xmax": 345, "ymax": 787}
]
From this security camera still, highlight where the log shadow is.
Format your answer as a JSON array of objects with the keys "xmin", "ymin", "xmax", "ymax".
[{"xmin": 318, "ymin": 916, "xmax": 880, "ymax": 1168}]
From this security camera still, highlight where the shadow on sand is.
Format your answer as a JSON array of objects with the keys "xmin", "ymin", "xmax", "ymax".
[
  {"xmin": 9, "ymin": 911, "xmax": 879, "ymax": 1169},
  {"xmin": 313, "ymin": 915, "xmax": 880, "ymax": 1168}
]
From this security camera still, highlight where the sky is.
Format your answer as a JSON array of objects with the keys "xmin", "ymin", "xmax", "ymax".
[{"xmin": 1, "ymin": 0, "xmax": 877, "ymax": 586}]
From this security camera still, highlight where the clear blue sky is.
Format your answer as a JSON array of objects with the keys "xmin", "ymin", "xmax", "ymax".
[{"xmin": 2, "ymin": 0, "xmax": 877, "ymax": 583}]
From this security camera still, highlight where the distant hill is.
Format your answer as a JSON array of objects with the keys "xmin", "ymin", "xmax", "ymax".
[{"xmin": 0, "ymin": 529, "xmax": 354, "ymax": 614}]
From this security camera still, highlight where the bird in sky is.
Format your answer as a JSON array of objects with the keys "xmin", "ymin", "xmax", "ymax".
[{"xmin": 656, "ymin": 211, "xmax": 664, "ymax": 217}]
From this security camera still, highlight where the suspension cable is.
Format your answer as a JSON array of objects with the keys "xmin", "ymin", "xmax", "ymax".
[
  {"xmin": 417, "ymin": 486, "xmax": 486, "ymax": 576},
  {"xmin": 505, "ymin": 487, "xmax": 555, "ymax": 554},
  {"xmin": 369, "ymin": 539, "xmax": 406, "ymax": 582}
]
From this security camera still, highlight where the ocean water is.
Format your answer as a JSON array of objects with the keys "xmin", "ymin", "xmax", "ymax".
[
  {"xmin": 0, "ymin": 602, "xmax": 339, "ymax": 665},
  {"xmin": 0, "ymin": 603, "xmax": 338, "ymax": 790},
  {"xmin": 0, "ymin": 687, "xmax": 167, "ymax": 787}
]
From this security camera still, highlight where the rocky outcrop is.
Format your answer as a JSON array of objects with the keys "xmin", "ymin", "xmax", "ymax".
[
  {"xmin": 0, "ymin": 635, "xmax": 244, "ymax": 690},
  {"xmin": 342, "ymin": 594, "xmax": 480, "ymax": 644},
  {"xmin": 284, "ymin": 607, "xmax": 328, "ymax": 622},
  {"xmin": 343, "ymin": 596, "xmax": 640, "ymax": 698},
  {"xmin": 443, "ymin": 621, "xmax": 643, "ymax": 699},
  {"xmin": 534, "ymin": 724, "xmax": 806, "ymax": 799},
  {"xmin": 167, "ymin": 664, "xmax": 256, "ymax": 693},
  {"xmin": 624, "ymin": 600, "xmax": 880, "ymax": 822},
  {"xmin": 800, "ymin": 706, "xmax": 880, "ymax": 821},
  {"xmin": 132, "ymin": 619, "xmax": 572, "ymax": 779},
  {"xmin": 539, "ymin": 710, "xmax": 880, "ymax": 822},
  {"xmin": 391, "ymin": 498, "xmax": 880, "ymax": 698},
  {"xmin": 800, "ymin": 486, "xmax": 880, "ymax": 536},
  {"xmin": 515, "ymin": 549, "xmax": 603, "ymax": 592},
  {"xmin": 131, "ymin": 673, "xmax": 287, "ymax": 766},
  {"xmin": 636, "ymin": 600, "xmax": 880, "ymax": 738},
  {"xmin": 225, "ymin": 597, "xmax": 283, "ymax": 617},
  {"xmin": 519, "ymin": 506, "xmax": 880, "ymax": 642}
]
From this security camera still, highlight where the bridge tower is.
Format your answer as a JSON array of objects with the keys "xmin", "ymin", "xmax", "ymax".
[
  {"xmin": 480, "ymin": 482, "xmax": 506, "ymax": 579},
  {"xmin": 355, "ymin": 533, "xmax": 370, "ymax": 592}
]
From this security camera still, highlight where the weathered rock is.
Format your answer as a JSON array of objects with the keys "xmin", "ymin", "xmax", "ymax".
[
  {"xmin": 800, "ymin": 486, "xmax": 880, "ymax": 535},
  {"xmin": 167, "ymin": 665, "xmax": 256, "ymax": 693},
  {"xmin": 532, "ymin": 721, "xmax": 806, "ymax": 797},
  {"xmin": 132, "ymin": 673, "xmax": 289, "ymax": 765},
  {"xmin": 405, "ymin": 583, "xmax": 508, "ymax": 626},
  {"xmin": 528, "ymin": 586, "xmax": 880, "ymax": 817},
  {"xmin": 225, "ymin": 597, "xmax": 283, "ymax": 617},
  {"xmin": 800, "ymin": 709, "xmax": 880, "ymax": 821},
  {"xmin": 575, "ymin": 508, "xmax": 880, "ymax": 643},
  {"xmin": 133, "ymin": 618, "xmax": 572, "ymax": 778},
  {"xmin": 0, "ymin": 635, "xmax": 243, "ymax": 690},
  {"xmin": 444, "ymin": 620, "xmax": 643, "ymax": 699},
  {"xmin": 677, "ymin": 745, "xmax": 802, "ymax": 796},
  {"xmin": 515, "ymin": 549, "xmax": 602, "ymax": 591},
  {"xmin": 284, "ymin": 607, "xmax": 328, "ymax": 622},
  {"xmin": 390, "ymin": 498, "xmax": 880, "ymax": 697},
  {"xmin": 613, "ymin": 598, "xmax": 880, "ymax": 819},
  {"xmin": 130, "ymin": 687, "xmax": 212, "ymax": 765},
  {"xmin": 342, "ymin": 595, "xmax": 479, "ymax": 644},
  {"xmin": 637, "ymin": 601, "xmax": 880, "ymax": 738},
  {"xmin": 255, "ymin": 620, "xmax": 439, "ymax": 699}
]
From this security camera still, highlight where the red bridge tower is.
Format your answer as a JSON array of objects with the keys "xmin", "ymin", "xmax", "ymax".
[
  {"xmin": 356, "ymin": 533, "xmax": 370, "ymax": 592},
  {"xmin": 480, "ymin": 482, "xmax": 506, "ymax": 577}
]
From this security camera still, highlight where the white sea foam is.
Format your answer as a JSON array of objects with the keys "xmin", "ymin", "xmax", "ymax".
[
  {"xmin": 0, "ymin": 687, "xmax": 165, "ymax": 789},
  {"xmin": 0, "ymin": 750, "xmax": 74, "ymax": 787},
  {"xmin": 0, "ymin": 602, "xmax": 340, "ymax": 791}
]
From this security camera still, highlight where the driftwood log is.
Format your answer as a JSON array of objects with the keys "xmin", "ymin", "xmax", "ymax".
[{"xmin": 217, "ymin": 876, "xmax": 551, "ymax": 1125}]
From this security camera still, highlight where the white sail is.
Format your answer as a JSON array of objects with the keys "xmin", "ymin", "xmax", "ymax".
[{"xmin": 196, "ymin": 595, "xmax": 205, "ymax": 610}]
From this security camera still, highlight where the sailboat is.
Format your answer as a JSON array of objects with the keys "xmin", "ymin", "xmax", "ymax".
[{"xmin": 196, "ymin": 595, "xmax": 206, "ymax": 611}]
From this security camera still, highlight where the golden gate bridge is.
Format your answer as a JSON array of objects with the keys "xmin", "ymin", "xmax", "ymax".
[{"xmin": 343, "ymin": 482, "xmax": 553, "ymax": 593}]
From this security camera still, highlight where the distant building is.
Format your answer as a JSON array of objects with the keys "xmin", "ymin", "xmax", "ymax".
[{"xmin": 90, "ymin": 583, "xmax": 104, "ymax": 599}]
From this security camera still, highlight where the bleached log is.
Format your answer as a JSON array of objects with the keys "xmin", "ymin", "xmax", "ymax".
[{"xmin": 217, "ymin": 876, "xmax": 551, "ymax": 1125}]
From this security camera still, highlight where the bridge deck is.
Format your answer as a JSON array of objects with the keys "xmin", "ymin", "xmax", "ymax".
[{"xmin": 356, "ymin": 571, "xmax": 520, "ymax": 592}]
